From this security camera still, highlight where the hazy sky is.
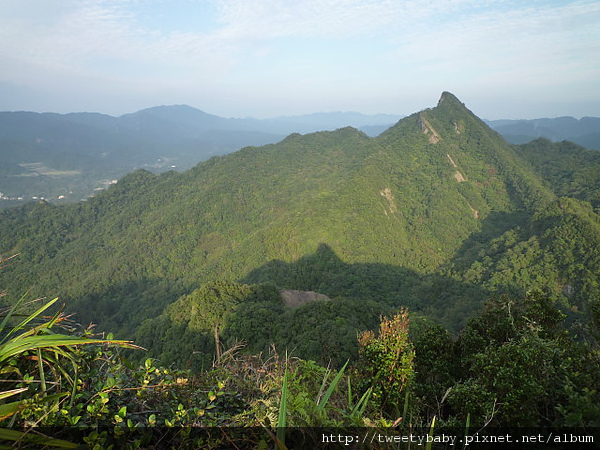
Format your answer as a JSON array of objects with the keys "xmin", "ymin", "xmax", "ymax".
[{"xmin": 1, "ymin": 0, "xmax": 598, "ymax": 119}]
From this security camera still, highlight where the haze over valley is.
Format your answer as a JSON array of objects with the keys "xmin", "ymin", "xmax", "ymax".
[
  {"xmin": 1, "ymin": 0, "xmax": 599, "ymax": 443},
  {"xmin": 1, "ymin": 103, "xmax": 598, "ymax": 208}
]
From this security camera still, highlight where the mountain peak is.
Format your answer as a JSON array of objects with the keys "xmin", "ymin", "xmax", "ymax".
[{"xmin": 438, "ymin": 91, "xmax": 463, "ymax": 107}]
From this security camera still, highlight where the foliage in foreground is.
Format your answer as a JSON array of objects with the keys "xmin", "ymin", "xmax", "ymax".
[
  {"xmin": 1, "ymin": 291, "xmax": 599, "ymax": 448},
  {"xmin": 0, "ymin": 293, "xmax": 136, "ymax": 447}
]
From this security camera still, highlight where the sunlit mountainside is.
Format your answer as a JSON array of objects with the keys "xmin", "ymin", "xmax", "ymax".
[
  {"xmin": 1, "ymin": 93, "xmax": 599, "ymax": 435},
  {"xmin": 2, "ymin": 101, "xmax": 598, "ymax": 209},
  {"xmin": 0, "ymin": 107, "xmax": 400, "ymax": 207},
  {"xmin": 1, "ymin": 91, "xmax": 598, "ymax": 346}
]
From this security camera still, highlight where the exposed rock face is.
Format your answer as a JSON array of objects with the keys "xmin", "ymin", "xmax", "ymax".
[
  {"xmin": 447, "ymin": 154, "xmax": 458, "ymax": 168},
  {"xmin": 280, "ymin": 289, "xmax": 331, "ymax": 308},
  {"xmin": 454, "ymin": 170, "xmax": 466, "ymax": 182},
  {"xmin": 380, "ymin": 187, "xmax": 398, "ymax": 215},
  {"xmin": 417, "ymin": 113, "xmax": 441, "ymax": 143}
]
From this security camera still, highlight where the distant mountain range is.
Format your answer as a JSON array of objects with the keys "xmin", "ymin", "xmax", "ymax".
[
  {"xmin": 486, "ymin": 116, "xmax": 600, "ymax": 150},
  {"xmin": 1, "ymin": 92, "xmax": 599, "ymax": 370},
  {"xmin": 0, "ymin": 104, "xmax": 598, "ymax": 208},
  {"xmin": 0, "ymin": 106, "xmax": 401, "ymax": 206}
]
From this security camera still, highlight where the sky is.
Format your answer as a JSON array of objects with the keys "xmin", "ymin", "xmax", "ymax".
[{"xmin": 0, "ymin": 0, "xmax": 599, "ymax": 119}]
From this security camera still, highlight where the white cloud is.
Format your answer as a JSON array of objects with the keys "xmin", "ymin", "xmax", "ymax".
[
  {"xmin": 379, "ymin": 1, "xmax": 600, "ymax": 82},
  {"xmin": 0, "ymin": 0, "xmax": 597, "ymax": 116}
]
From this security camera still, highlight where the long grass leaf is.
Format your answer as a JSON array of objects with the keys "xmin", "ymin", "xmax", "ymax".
[
  {"xmin": 0, "ymin": 293, "xmax": 27, "ymax": 340},
  {"xmin": 0, "ymin": 428, "xmax": 77, "ymax": 448},
  {"xmin": 347, "ymin": 377, "xmax": 352, "ymax": 408},
  {"xmin": 263, "ymin": 426, "xmax": 288, "ymax": 450},
  {"xmin": 6, "ymin": 298, "xmax": 59, "ymax": 339},
  {"xmin": 0, "ymin": 388, "xmax": 27, "ymax": 401},
  {"xmin": 425, "ymin": 416, "xmax": 436, "ymax": 450},
  {"xmin": 351, "ymin": 386, "xmax": 373, "ymax": 417},
  {"xmin": 0, "ymin": 401, "xmax": 25, "ymax": 421},
  {"xmin": 44, "ymin": 350, "xmax": 76, "ymax": 390},
  {"xmin": 316, "ymin": 360, "xmax": 348, "ymax": 413},
  {"xmin": 316, "ymin": 366, "xmax": 331, "ymax": 405},
  {"xmin": 37, "ymin": 348, "xmax": 47, "ymax": 392},
  {"xmin": 276, "ymin": 368, "xmax": 288, "ymax": 448},
  {"xmin": 0, "ymin": 334, "xmax": 137, "ymax": 363},
  {"xmin": 69, "ymin": 360, "xmax": 78, "ymax": 408}
]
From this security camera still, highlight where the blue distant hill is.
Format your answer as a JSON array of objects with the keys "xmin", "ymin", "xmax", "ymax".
[{"xmin": 486, "ymin": 116, "xmax": 600, "ymax": 150}]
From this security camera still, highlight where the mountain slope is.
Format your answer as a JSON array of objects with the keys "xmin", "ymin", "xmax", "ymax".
[
  {"xmin": 513, "ymin": 138, "xmax": 600, "ymax": 207},
  {"xmin": 1, "ymin": 92, "xmax": 598, "ymax": 366},
  {"xmin": 0, "ymin": 106, "xmax": 401, "ymax": 207}
]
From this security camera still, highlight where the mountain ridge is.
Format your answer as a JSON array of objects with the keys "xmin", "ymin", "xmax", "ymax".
[
  {"xmin": 0, "ymin": 92, "xmax": 598, "ymax": 368},
  {"xmin": 0, "ymin": 105, "xmax": 404, "ymax": 206},
  {"xmin": 1, "ymin": 99, "xmax": 597, "ymax": 208},
  {"xmin": 486, "ymin": 116, "xmax": 600, "ymax": 149}
]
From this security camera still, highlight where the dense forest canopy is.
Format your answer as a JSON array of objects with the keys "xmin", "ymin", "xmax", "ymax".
[
  {"xmin": 1, "ymin": 92, "xmax": 599, "ymax": 352},
  {"xmin": 0, "ymin": 107, "xmax": 401, "ymax": 208},
  {"xmin": 1, "ymin": 93, "xmax": 599, "ymax": 438}
]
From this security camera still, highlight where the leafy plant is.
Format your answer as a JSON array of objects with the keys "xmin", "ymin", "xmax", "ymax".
[
  {"xmin": 0, "ymin": 294, "xmax": 137, "ymax": 447},
  {"xmin": 357, "ymin": 309, "xmax": 415, "ymax": 418}
]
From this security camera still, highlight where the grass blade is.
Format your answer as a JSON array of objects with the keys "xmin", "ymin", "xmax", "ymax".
[
  {"xmin": 0, "ymin": 293, "xmax": 27, "ymax": 340},
  {"xmin": 347, "ymin": 377, "xmax": 352, "ymax": 409},
  {"xmin": 351, "ymin": 386, "xmax": 373, "ymax": 417},
  {"xmin": 5, "ymin": 298, "xmax": 59, "ymax": 340},
  {"xmin": 276, "ymin": 368, "xmax": 289, "ymax": 448},
  {"xmin": 37, "ymin": 348, "xmax": 47, "ymax": 392},
  {"xmin": 0, "ymin": 401, "xmax": 26, "ymax": 421},
  {"xmin": 0, "ymin": 428, "xmax": 77, "ymax": 448},
  {"xmin": 426, "ymin": 415, "xmax": 436, "ymax": 450},
  {"xmin": 316, "ymin": 360, "xmax": 348, "ymax": 413},
  {"xmin": 0, "ymin": 334, "xmax": 137, "ymax": 363},
  {"xmin": 0, "ymin": 388, "xmax": 27, "ymax": 401}
]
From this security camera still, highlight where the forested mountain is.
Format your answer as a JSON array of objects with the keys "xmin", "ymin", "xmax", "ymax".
[
  {"xmin": 2, "ymin": 92, "xmax": 600, "ymax": 437},
  {"xmin": 4, "ymin": 102, "xmax": 597, "ymax": 212},
  {"xmin": 514, "ymin": 138, "xmax": 600, "ymax": 207},
  {"xmin": 1, "ymin": 92, "xmax": 599, "ymax": 373},
  {"xmin": 0, "ymin": 107, "xmax": 399, "ymax": 208},
  {"xmin": 487, "ymin": 116, "xmax": 600, "ymax": 149}
]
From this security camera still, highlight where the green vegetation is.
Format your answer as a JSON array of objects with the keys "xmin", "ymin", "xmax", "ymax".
[
  {"xmin": 514, "ymin": 138, "xmax": 600, "ymax": 207},
  {"xmin": 1, "ymin": 294, "xmax": 598, "ymax": 447},
  {"xmin": 0, "ymin": 93, "xmax": 575, "ymax": 336},
  {"xmin": 0, "ymin": 107, "xmax": 401, "ymax": 209},
  {"xmin": 1, "ymin": 93, "xmax": 599, "ymax": 445}
]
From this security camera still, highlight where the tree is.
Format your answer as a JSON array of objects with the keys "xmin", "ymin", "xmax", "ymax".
[
  {"xmin": 356, "ymin": 309, "xmax": 414, "ymax": 417},
  {"xmin": 448, "ymin": 291, "xmax": 597, "ymax": 426}
]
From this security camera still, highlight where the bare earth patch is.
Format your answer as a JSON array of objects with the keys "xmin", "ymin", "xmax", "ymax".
[
  {"xmin": 280, "ymin": 290, "xmax": 331, "ymax": 308},
  {"xmin": 418, "ymin": 113, "xmax": 441, "ymax": 144},
  {"xmin": 380, "ymin": 187, "xmax": 398, "ymax": 215},
  {"xmin": 454, "ymin": 171, "xmax": 466, "ymax": 182}
]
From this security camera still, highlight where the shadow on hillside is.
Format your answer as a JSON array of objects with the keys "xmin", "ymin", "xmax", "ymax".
[
  {"xmin": 443, "ymin": 210, "xmax": 531, "ymax": 273},
  {"xmin": 118, "ymin": 244, "xmax": 492, "ymax": 368},
  {"xmin": 62, "ymin": 243, "xmax": 493, "ymax": 372},
  {"xmin": 243, "ymin": 243, "xmax": 418, "ymax": 303},
  {"xmin": 242, "ymin": 243, "xmax": 490, "ymax": 332},
  {"xmin": 70, "ymin": 210, "xmax": 533, "ymax": 367},
  {"xmin": 69, "ymin": 209, "xmax": 530, "ymax": 347},
  {"xmin": 70, "ymin": 277, "xmax": 189, "ymax": 338}
]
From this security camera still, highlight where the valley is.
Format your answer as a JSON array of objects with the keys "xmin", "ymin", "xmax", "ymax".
[{"xmin": 1, "ymin": 92, "xmax": 599, "ymax": 438}]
